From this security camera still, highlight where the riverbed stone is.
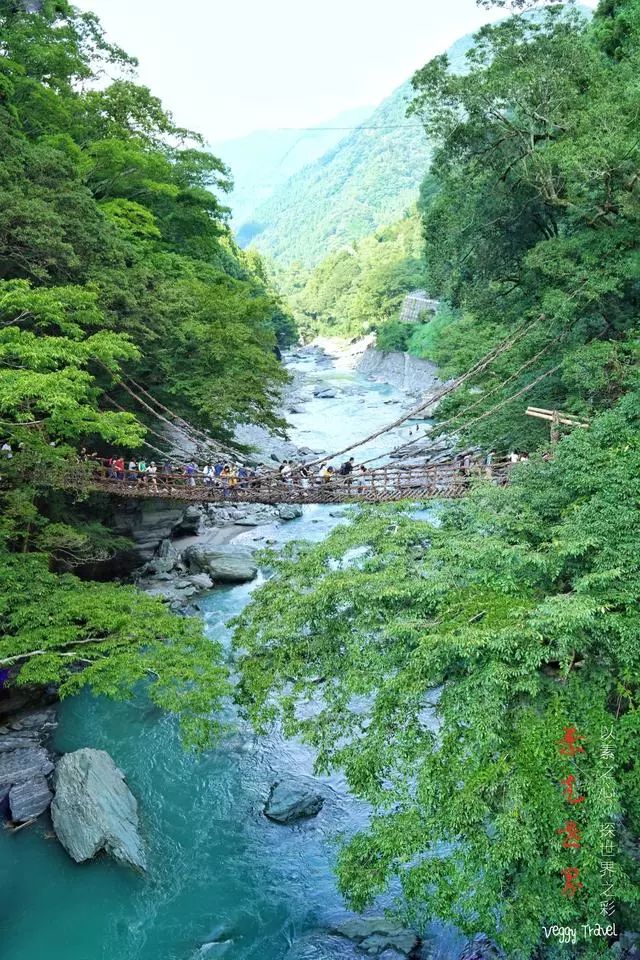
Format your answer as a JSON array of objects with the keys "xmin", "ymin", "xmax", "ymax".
[
  {"xmin": 9, "ymin": 775, "xmax": 52, "ymax": 821},
  {"xmin": 182, "ymin": 545, "xmax": 257, "ymax": 583},
  {"xmin": 186, "ymin": 573, "xmax": 215, "ymax": 591},
  {"xmin": 277, "ymin": 504, "xmax": 303, "ymax": 521},
  {"xmin": 51, "ymin": 748, "xmax": 146, "ymax": 871},
  {"xmin": 331, "ymin": 917, "xmax": 419, "ymax": 957},
  {"xmin": 314, "ymin": 389, "xmax": 336, "ymax": 399},
  {"xmin": 0, "ymin": 745, "xmax": 54, "ymax": 789},
  {"xmin": 264, "ymin": 779, "xmax": 324, "ymax": 823}
]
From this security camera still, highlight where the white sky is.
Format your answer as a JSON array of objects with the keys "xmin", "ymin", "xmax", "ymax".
[{"xmin": 75, "ymin": 0, "xmax": 598, "ymax": 142}]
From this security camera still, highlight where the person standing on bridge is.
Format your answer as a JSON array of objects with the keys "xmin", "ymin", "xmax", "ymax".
[
  {"xmin": 147, "ymin": 462, "xmax": 157, "ymax": 487},
  {"xmin": 339, "ymin": 457, "xmax": 355, "ymax": 486},
  {"xmin": 127, "ymin": 458, "xmax": 137, "ymax": 482}
]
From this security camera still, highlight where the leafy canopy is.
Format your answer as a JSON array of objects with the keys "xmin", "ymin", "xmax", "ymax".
[{"xmin": 234, "ymin": 393, "xmax": 640, "ymax": 957}]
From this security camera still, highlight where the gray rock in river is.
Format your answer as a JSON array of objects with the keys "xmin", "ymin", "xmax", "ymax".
[
  {"xmin": 331, "ymin": 917, "xmax": 420, "ymax": 957},
  {"xmin": 9, "ymin": 775, "xmax": 52, "ymax": 822},
  {"xmin": 0, "ymin": 702, "xmax": 58, "ymax": 822},
  {"xmin": 277, "ymin": 504, "xmax": 303, "ymax": 521},
  {"xmin": 182, "ymin": 545, "xmax": 258, "ymax": 583},
  {"xmin": 264, "ymin": 779, "xmax": 324, "ymax": 824},
  {"xmin": 313, "ymin": 387, "xmax": 337, "ymax": 399},
  {"xmin": 51, "ymin": 748, "xmax": 146, "ymax": 871}
]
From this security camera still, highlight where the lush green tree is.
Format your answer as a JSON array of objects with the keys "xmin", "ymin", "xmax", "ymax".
[
  {"xmin": 0, "ymin": 552, "xmax": 229, "ymax": 746},
  {"xmin": 290, "ymin": 211, "xmax": 427, "ymax": 341},
  {"xmin": 0, "ymin": 0, "xmax": 295, "ymax": 729},
  {"xmin": 234, "ymin": 393, "xmax": 640, "ymax": 957},
  {"xmin": 408, "ymin": 2, "xmax": 640, "ymax": 452}
]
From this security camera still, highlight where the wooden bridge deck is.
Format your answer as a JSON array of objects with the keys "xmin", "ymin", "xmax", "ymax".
[{"xmin": 51, "ymin": 463, "xmax": 512, "ymax": 505}]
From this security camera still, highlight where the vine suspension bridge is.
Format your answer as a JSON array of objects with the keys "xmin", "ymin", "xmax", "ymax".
[
  {"xmin": 36, "ymin": 311, "xmax": 589, "ymax": 505},
  {"xmin": 53, "ymin": 460, "xmax": 513, "ymax": 505}
]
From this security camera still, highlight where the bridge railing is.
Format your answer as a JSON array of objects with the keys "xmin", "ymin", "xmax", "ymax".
[{"xmin": 36, "ymin": 458, "xmax": 513, "ymax": 503}]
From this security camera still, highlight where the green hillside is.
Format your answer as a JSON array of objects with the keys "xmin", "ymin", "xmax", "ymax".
[
  {"xmin": 239, "ymin": 80, "xmax": 430, "ymax": 267},
  {"xmin": 289, "ymin": 209, "xmax": 427, "ymax": 340},
  {"xmin": 211, "ymin": 106, "xmax": 373, "ymax": 227},
  {"xmin": 240, "ymin": 33, "xmax": 476, "ymax": 268}
]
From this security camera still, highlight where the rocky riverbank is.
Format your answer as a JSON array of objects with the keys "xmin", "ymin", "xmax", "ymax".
[{"xmin": 355, "ymin": 343, "xmax": 441, "ymax": 396}]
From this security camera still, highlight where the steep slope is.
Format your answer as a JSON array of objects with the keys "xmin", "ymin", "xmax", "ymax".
[
  {"xmin": 241, "ymin": 32, "xmax": 476, "ymax": 268},
  {"xmin": 239, "ymin": 80, "xmax": 430, "ymax": 267},
  {"xmin": 212, "ymin": 105, "xmax": 373, "ymax": 227}
]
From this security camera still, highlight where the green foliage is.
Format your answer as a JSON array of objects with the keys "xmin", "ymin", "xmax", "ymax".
[
  {"xmin": 234, "ymin": 394, "xmax": 640, "ymax": 955},
  {"xmin": 0, "ymin": 0, "xmax": 298, "ymax": 733},
  {"xmin": 288, "ymin": 212, "xmax": 427, "ymax": 340},
  {"xmin": 408, "ymin": 2, "xmax": 640, "ymax": 451},
  {"xmin": 245, "ymin": 82, "xmax": 434, "ymax": 268},
  {"xmin": 374, "ymin": 320, "xmax": 410, "ymax": 353},
  {"xmin": 0, "ymin": 552, "xmax": 230, "ymax": 747}
]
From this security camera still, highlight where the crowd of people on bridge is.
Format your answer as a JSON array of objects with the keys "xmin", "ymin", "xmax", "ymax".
[
  {"xmin": 76, "ymin": 447, "xmax": 522, "ymax": 496},
  {"xmin": 93, "ymin": 452, "xmax": 371, "ymax": 493}
]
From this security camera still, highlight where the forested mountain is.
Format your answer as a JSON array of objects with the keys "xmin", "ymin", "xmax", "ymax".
[
  {"xmin": 0, "ymin": 0, "xmax": 295, "ymax": 741},
  {"xmin": 240, "ymin": 32, "xmax": 477, "ymax": 268},
  {"xmin": 236, "ymin": 2, "xmax": 640, "ymax": 953},
  {"xmin": 238, "ymin": 79, "xmax": 433, "ymax": 267},
  {"xmin": 212, "ymin": 105, "xmax": 373, "ymax": 228},
  {"xmin": 288, "ymin": 209, "xmax": 427, "ymax": 340}
]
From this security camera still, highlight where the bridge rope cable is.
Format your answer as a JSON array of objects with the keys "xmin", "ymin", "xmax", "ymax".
[
  {"xmin": 450, "ymin": 323, "xmax": 610, "ymax": 438},
  {"xmin": 286, "ymin": 314, "xmax": 544, "ymax": 475},
  {"xmin": 103, "ymin": 395, "xmax": 194, "ymax": 461},
  {"xmin": 124, "ymin": 377, "xmax": 244, "ymax": 462},
  {"xmin": 358, "ymin": 330, "xmax": 571, "ymax": 467},
  {"xmin": 362, "ymin": 317, "xmax": 609, "ymax": 466},
  {"xmin": 100, "ymin": 366, "xmax": 243, "ymax": 464},
  {"xmin": 301, "ymin": 281, "xmax": 594, "ymax": 471}
]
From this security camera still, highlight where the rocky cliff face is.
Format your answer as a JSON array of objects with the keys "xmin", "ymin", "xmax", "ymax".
[
  {"xmin": 356, "ymin": 346, "xmax": 441, "ymax": 396},
  {"xmin": 111, "ymin": 500, "xmax": 203, "ymax": 563}
]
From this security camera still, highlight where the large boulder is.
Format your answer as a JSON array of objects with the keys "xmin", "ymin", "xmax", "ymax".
[
  {"xmin": 277, "ymin": 504, "xmax": 303, "ymax": 521},
  {"xmin": 51, "ymin": 748, "xmax": 146, "ymax": 871},
  {"xmin": 264, "ymin": 779, "xmax": 324, "ymax": 824},
  {"xmin": 332, "ymin": 917, "xmax": 420, "ymax": 957},
  {"xmin": 182, "ymin": 545, "xmax": 258, "ymax": 583},
  {"xmin": 172, "ymin": 505, "xmax": 203, "ymax": 537}
]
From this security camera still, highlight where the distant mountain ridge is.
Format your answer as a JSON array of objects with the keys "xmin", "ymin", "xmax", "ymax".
[
  {"xmin": 238, "ymin": 31, "xmax": 477, "ymax": 268},
  {"xmin": 212, "ymin": 105, "xmax": 374, "ymax": 227}
]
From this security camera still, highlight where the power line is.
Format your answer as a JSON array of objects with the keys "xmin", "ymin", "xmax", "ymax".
[{"xmin": 273, "ymin": 124, "xmax": 425, "ymax": 131}]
